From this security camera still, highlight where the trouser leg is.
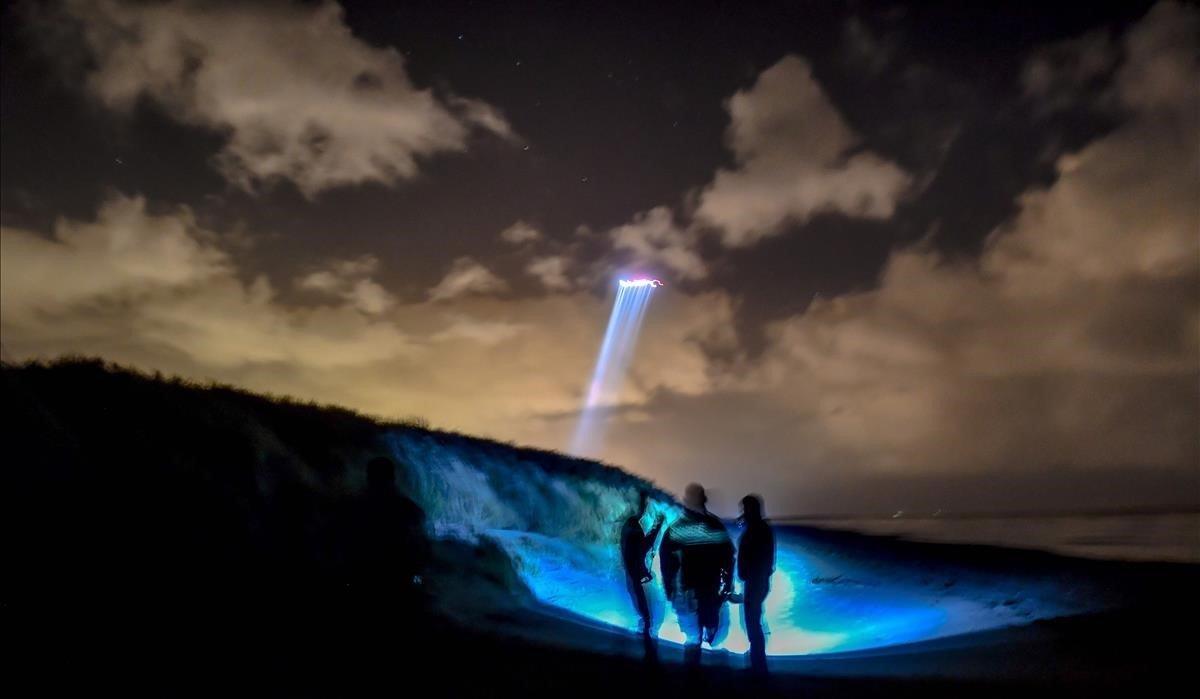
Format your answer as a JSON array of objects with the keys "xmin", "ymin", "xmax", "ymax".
[
  {"xmin": 626, "ymin": 575, "xmax": 651, "ymax": 634},
  {"xmin": 698, "ymin": 591, "xmax": 721, "ymax": 644},
  {"xmin": 744, "ymin": 579, "xmax": 769, "ymax": 673}
]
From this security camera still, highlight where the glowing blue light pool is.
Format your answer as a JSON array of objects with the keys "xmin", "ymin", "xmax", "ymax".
[{"xmin": 488, "ymin": 525, "xmax": 1073, "ymax": 656}]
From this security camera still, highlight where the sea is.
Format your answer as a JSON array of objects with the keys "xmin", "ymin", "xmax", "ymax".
[{"xmin": 781, "ymin": 510, "xmax": 1200, "ymax": 564}]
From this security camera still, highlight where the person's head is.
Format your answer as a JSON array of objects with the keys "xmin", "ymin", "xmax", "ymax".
[
  {"xmin": 366, "ymin": 456, "xmax": 396, "ymax": 496},
  {"xmin": 740, "ymin": 494, "xmax": 764, "ymax": 523},
  {"xmin": 683, "ymin": 483, "xmax": 707, "ymax": 513}
]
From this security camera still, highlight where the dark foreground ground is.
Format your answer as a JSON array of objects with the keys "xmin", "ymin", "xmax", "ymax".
[
  {"xmin": 10, "ymin": 520, "xmax": 1197, "ymax": 697},
  {"xmin": 13, "ymin": 572, "xmax": 1194, "ymax": 699}
]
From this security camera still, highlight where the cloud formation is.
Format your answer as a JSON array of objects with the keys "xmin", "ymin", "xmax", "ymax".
[
  {"xmin": 526, "ymin": 255, "xmax": 573, "ymax": 291},
  {"xmin": 431, "ymin": 315, "xmax": 525, "ymax": 346},
  {"xmin": 0, "ymin": 195, "xmax": 735, "ymax": 454},
  {"xmin": 575, "ymin": 3, "xmax": 1197, "ymax": 512},
  {"xmin": 500, "ymin": 221, "xmax": 542, "ymax": 245},
  {"xmin": 695, "ymin": 55, "xmax": 912, "ymax": 246},
  {"xmin": 62, "ymin": 0, "xmax": 511, "ymax": 197},
  {"xmin": 610, "ymin": 206, "xmax": 707, "ymax": 280},
  {"xmin": 1, "ymin": 195, "xmax": 229, "ymax": 316},
  {"xmin": 1, "ymin": 195, "xmax": 414, "ymax": 369},
  {"xmin": 733, "ymin": 2, "xmax": 1199, "ymax": 477},
  {"xmin": 297, "ymin": 256, "xmax": 396, "ymax": 315},
  {"xmin": 428, "ymin": 257, "xmax": 509, "ymax": 301},
  {"xmin": 1022, "ymin": 31, "xmax": 1117, "ymax": 114}
]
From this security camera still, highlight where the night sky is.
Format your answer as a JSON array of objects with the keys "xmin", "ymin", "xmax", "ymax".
[{"xmin": 2, "ymin": 0, "xmax": 1197, "ymax": 515}]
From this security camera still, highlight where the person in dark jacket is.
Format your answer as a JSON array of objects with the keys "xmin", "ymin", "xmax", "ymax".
[
  {"xmin": 620, "ymin": 490, "xmax": 664, "ymax": 638},
  {"xmin": 737, "ymin": 494, "xmax": 775, "ymax": 674},
  {"xmin": 659, "ymin": 483, "xmax": 734, "ymax": 666}
]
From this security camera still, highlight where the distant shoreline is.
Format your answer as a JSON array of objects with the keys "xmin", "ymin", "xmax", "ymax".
[
  {"xmin": 776, "ymin": 504, "xmax": 1200, "ymax": 522},
  {"xmin": 771, "ymin": 509, "xmax": 1200, "ymax": 565}
]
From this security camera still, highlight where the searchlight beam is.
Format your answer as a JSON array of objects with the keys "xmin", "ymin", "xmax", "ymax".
[{"xmin": 570, "ymin": 279, "xmax": 660, "ymax": 456}]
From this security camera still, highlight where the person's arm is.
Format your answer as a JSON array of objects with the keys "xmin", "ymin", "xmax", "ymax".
[
  {"xmin": 637, "ymin": 515, "xmax": 664, "ymax": 581},
  {"xmin": 641, "ymin": 513, "xmax": 664, "ymax": 557}
]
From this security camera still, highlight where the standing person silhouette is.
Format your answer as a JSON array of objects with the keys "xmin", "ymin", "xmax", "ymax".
[
  {"xmin": 620, "ymin": 491, "xmax": 665, "ymax": 641},
  {"xmin": 737, "ymin": 494, "xmax": 775, "ymax": 674},
  {"xmin": 659, "ymin": 483, "xmax": 734, "ymax": 666}
]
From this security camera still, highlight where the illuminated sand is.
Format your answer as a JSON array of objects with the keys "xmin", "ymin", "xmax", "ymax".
[
  {"xmin": 384, "ymin": 430, "xmax": 1104, "ymax": 660},
  {"xmin": 488, "ymin": 524, "xmax": 1092, "ymax": 657}
]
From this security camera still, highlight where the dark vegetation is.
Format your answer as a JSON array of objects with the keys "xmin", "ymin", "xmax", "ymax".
[{"xmin": 3, "ymin": 357, "xmax": 664, "ymax": 591}]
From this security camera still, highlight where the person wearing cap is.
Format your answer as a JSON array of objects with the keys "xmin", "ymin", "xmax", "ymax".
[{"xmin": 659, "ymin": 483, "xmax": 734, "ymax": 666}]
